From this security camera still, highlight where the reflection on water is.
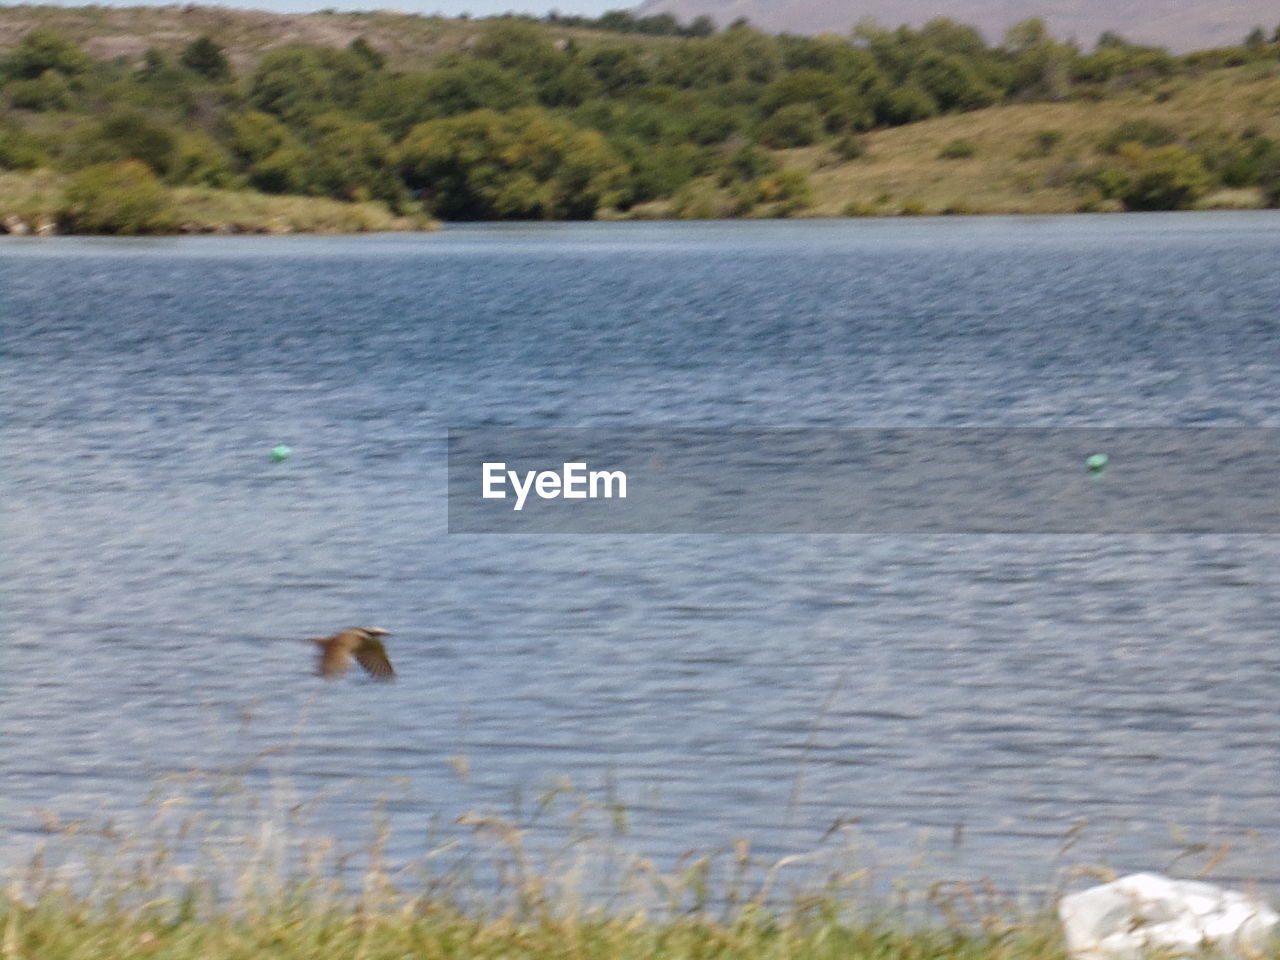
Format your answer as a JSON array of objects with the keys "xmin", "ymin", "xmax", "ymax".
[{"xmin": 3, "ymin": 215, "xmax": 1280, "ymax": 895}]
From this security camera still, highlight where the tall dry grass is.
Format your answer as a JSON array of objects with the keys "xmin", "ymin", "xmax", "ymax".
[{"xmin": 0, "ymin": 760, "xmax": 1111, "ymax": 960}]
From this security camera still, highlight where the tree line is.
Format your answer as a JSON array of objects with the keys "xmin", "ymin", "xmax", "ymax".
[{"xmin": 2, "ymin": 11, "xmax": 1279, "ymax": 229}]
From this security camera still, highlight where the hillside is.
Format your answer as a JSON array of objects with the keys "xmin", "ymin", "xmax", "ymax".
[
  {"xmin": 620, "ymin": 62, "xmax": 1280, "ymax": 218},
  {"xmin": 1, "ymin": 4, "xmax": 1279, "ymax": 232},
  {"xmin": 0, "ymin": 4, "xmax": 654, "ymax": 73},
  {"xmin": 632, "ymin": 0, "xmax": 1279, "ymax": 55},
  {"xmin": 780, "ymin": 65, "xmax": 1280, "ymax": 216}
]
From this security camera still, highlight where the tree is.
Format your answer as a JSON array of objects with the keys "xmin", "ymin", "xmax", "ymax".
[
  {"xmin": 758, "ymin": 102, "xmax": 822, "ymax": 147},
  {"xmin": 3, "ymin": 29, "xmax": 90, "ymax": 80},
  {"xmin": 348, "ymin": 37, "xmax": 385, "ymax": 71},
  {"xmin": 419, "ymin": 61, "xmax": 536, "ymax": 116},
  {"xmin": 5, "ymin": 69, "xmax": 74, "ymax": 110},
  {"xmin": 585, "ymin": 46, "xmax": 651, "ymax": 94},
  {"xmin": 306, "ymin": 112, "xmax": 405, "ymax": 205},
  {"xmin": 687, "ymin": 15, "xmax": 715, "ymax": 38},
  {"xmin": 395, "ymin": 107, "xmax": 627, "ymax": 219},
  {"xmin": 249, "ymin": 46, "xmax": 372, "ymax": 121},
  {"xmin": 917, "ymin": 17, "xmax": 987, "ymax": 57},
  {"xmin": 77, "ymin": 109, "xmax": 178, "ymax": 177},
  {"xmin": 879, "ymin": 83, "xmax": 937, "ymax": 125},
  {"xmin": 915, "ymin": 51, "xmax": 997, "ymax": 110},
  {"xmin": 0, "ymin": 120, "xmax": 47, "ymax": 168},
  {"xmin": 168, "ymin": 132, "xmax": 235, "ymax": 187},
  {"xmin": 179, "ymin": 35, "xmax": 231, "ymax": 81},
  {"xmin": 1003, "ymin": 18, "xmax": 1072, "ymax": 100}
]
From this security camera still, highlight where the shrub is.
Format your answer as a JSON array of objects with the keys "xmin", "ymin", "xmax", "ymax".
[
  {"xmin": 1031, "ymin": 129, "xmax": 1064, "ymax": 155},
  {"xmin": 3, "ymin": 29, "xmax": 90, "ymax": 80},
  {"xmin": 247, "ymin": 146, "xmax": 313, "ymax": 194},
  {"xmin": 179, "ymin": 36, "xmax": 231, "ymax": 81},
  {"xmin": 758, "ymin": 103, "xmax": 822, "ymax": 148},
  {"xmin": 6, "ymin": 69, "xmax": 73, "ymax": 110},
  {"xmin": 1096, "ymin": 119, "xmax": 1178, "ymax": 154},
  {"xmin": 0, "ymin": 123, "xmax": 49, "ymax": 169},
  {"xmin": 880, "ymin": 84, "xmax": 938, "ymax": 126},
  {"xmin": 914, "ymin": 51, "xmax": 997, "ymax": 111},
  {"xmin": 720, "ymin": 143, "xmax": 777, "ymax": 183},
  {"xmin": 938, "ymin": 138, "xmax": 977, "ymax": 159},
  {"xmin": 306, "ymin": 112, "xmax": 405, "ymax": 206},
  {"xmin": 1116, "ymin": 142, "xmax": 1203, "ymax": 209},
  {"xmin": 249, "ymin": 47, "xmax": 372, "ymax": 121},
  {"xmin": 347, "ymin": 37, "xmax": 385, "ymax": 71},
  {"xmin": 833, "ymin": 133, "xmax": 867, "ymax": 160},
  {"xmin": 396, "ymin": 107, "xmax": 627, "ymax": 219},
  {"xmin": 1257, "ymin": 146, "xmax": 1280, "ymax": 207},
  {"xmin": 842, "ymin": 199, "xmax": 878, "ymax": 216},
  {"xmin": 62, "ymin": 160, "xmax": 177, "ymax": 234},
  {"xmin": 168, "ymin": 132, "xmax": 236, "ymax": 187},
  {"xmin": 755, "ymin": 167, "xmax": 812, "ymax": 212},
  {"xmin": 670, "ymin": 180, "xmax": 721, "ymax": 218},
  {"xmin": 74, "ymin": 110, "xmax": 177, "ymax": 176},
  {"xmin": 225, "ymin": 110, "xmax": 296, "ymax": 165}
]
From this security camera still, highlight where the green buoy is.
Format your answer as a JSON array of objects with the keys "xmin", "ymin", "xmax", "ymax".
[
  {"xmin": 270, "ymin": 444, "xmax": 292, "ymax": 462},
  {"xmin": 1086, "ymin": 453, "xmax": 1108, "ymax": 475}
]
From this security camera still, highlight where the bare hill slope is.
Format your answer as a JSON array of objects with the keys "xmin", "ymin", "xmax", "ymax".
[{"xmin": 633, "ymin": 0, "xmax": 1276, "ymax": 52}]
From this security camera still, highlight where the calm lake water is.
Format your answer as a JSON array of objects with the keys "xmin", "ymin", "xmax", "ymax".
[{"xmin": 3, "ymin": 214, "xmax": 1280, "ymax": 901}]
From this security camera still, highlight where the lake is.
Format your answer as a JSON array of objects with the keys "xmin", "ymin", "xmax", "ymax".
[{"xmin": 3, "ymin": 213, "xmax": 1280, "ymax": 902}]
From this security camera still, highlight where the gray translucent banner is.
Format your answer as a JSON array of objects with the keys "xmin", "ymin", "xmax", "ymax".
[{"xmin": 447, "ymin": 429, "xmax": 1280, "ymax": 533}]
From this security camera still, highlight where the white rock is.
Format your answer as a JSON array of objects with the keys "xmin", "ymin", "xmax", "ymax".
[{"xmin": 1059, "ymin": 873, "xmax": 1278, "ymax": 960}]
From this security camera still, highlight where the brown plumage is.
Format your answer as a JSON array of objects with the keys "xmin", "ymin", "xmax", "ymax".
[{"xmin": 312, "ymin": 627, "xmax": 395, "ymax": 681}]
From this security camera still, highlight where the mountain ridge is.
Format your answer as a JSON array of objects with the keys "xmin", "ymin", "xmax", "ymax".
[{"xmin": 630, "ymin": 0, "xmax": 1277, "ymax": 52}]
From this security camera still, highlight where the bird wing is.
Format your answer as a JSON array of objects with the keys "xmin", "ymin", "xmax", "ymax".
[
  {"xmin": 354, "ymin": 637, "xmax": 395, "ymax": 681},
  {"xmin": 316, "ymin": 639, "xmax": 351, "ymax": 678}
]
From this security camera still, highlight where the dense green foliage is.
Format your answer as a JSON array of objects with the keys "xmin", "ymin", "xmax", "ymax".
[
  {"xmin": 61, "ymin": 159, "xmax": 177, "ymax": 233},
  {"xmin": 2, "ymin": 9, "xmax": 1280, "ymax": 227}
]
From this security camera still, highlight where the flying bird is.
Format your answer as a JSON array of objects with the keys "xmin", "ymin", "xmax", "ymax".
[{"xmin": 312, "ymin": 627, "xmax": 395, "ymax": 681}]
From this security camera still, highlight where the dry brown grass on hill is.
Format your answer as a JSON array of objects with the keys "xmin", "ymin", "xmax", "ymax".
[
  {"xmin": 787, "ymin": 65, "xmax": 1280, "ymax": 216},
  {"xmin": 0, "ymin": 3, "xmax": 643, "ymax": 72}
]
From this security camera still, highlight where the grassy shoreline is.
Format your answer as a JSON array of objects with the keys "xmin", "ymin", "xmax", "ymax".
[
  {"xmin": 3, "ymin": 762, "xmax": 1274, "ymax": 960},
  {"xmin": 1, "ymin": 164, "xmax": 1268, "ymax": 238},
  {"xmin": 0, "ymin": 765, "xmax": 1080, "ymax": 960},
  {"xmin": 2, "ymin": 4, "xmax": 1280, "ymax": 230},
  {"xmin": 3, "ymin": 831, "xmax": 1071, "ymax": 960},
  {"xmin": 0, "ymin": 897, "xmax": 1070, "ymax": 960},
  {"xmin": 3, "ymin": 58, "xmax": 1278, "ymax": 233},
  {"xmin": 0, "ymin": 169, "xmax": 437, "ymax": 235}
]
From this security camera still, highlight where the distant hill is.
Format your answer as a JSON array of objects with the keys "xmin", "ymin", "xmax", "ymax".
[{"xmin": 631, "ymin": 0, "xmax": 1278, "ymax": 52}]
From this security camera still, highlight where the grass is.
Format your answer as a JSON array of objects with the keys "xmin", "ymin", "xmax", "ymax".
[
  {"xmin": 167, "ymin": 186, "xmax": 434, "ymax": 234},
  {"xmin": 0, "ymin": 171, "xmax": 437, "ymax": 234},
  {"xmin": 787, "ymin": 64, "xmax": 1280, "ymax": 217},
  {"xmin": 0, "ymin": 3, "xmax": 672, "ymax": 73},
  {"xmin": 618, "ymin": 62, "xmax": 1280, "ymax": 219},
  {"xmin": 3, "ymin": 723, "xmax": 1277, "ymax": 960},
  {"xmin": 10, "ymin": 757, "xmax": 1271, "ymax": 960}
]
